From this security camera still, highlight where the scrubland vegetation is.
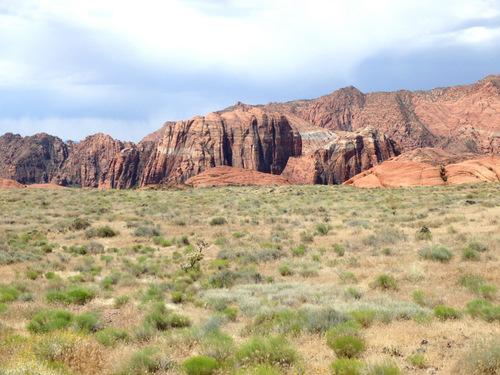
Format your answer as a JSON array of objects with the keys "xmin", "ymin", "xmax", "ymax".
[{"xmin": 1, "ymin": 183, "xmax": 500, "ymax": 374}]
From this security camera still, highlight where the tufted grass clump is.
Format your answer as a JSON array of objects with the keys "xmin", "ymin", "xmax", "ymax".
[
  {"xmin": 330, "ymin": 358, "xmax": 364, "ymax": 375},
  {"xmin": 209, "ymin": 217, "xmax": 227, "ymax": 226},
  {"xmin": 328, "ymin": 335, "xmax": 365, "ymax": 358},
  {"xmin": 371, "ymin": 274, "xmax": 398, "ymax": 291},
  {"xmin": 183, "ymin": 355, "xmax": 218, "ymax": 375},
  {"xmin": 27, "ymin": 309, "xmax": 74, "ymax": 333},
  {"xmin": 235, "ymin": 335, "xmax": 298, "ymax": 368},
  {"xmin": 461, "ymin": 247, "xmax": 480, "ymax": 261},
  {"xmin": 406, "ymin": 354, "xmax": 426, "ymax": 368},
  {"xmin": 350, "ymin": 309, "xmax": 377, "ymax": 327},
  {"xmin": 418, "ymin": 246, "xmax": 453, "ymax": 262},
  {"xmin": 453, "ymin": 337, "xmax": 500, "ymax": 374},
  {"xmin": 434, "ymin": 305, "xmax": 462, "ymax": 320}
]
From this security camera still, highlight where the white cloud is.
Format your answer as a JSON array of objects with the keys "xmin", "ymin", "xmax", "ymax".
[{"xmin": 1, "ymin": 0, "xmax": 499, "ymax": 141}]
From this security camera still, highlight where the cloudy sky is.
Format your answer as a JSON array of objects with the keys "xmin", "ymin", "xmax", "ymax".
[{"xmin": 1, "ymin": 0, "xmax": 499, "ymax": 142}]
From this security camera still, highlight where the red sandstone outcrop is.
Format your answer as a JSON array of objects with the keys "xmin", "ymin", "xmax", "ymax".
[
  {"xmin": 185, "ymin": 165, "xmax": 293, "ymax": 187},
  {"xmin": 137, "ymin": 107, "xmax": 302, "ymax": 185},
  {"xmin": 282, "ymin": 126, "xmax": 399, "ymax": 184},
  {"xmin": 343, "ymin": 155, "xmax": 500, "ymax": 187},
  {"xmin": 0, "ymin": 177, "xmax": 25, "ymax": 188},
  {"xmin": 263, "ymin": 74, "xmax": 500, "ymax": 154},
  {"xmin": 1, "ymin": 75, "xmax": 500, "ymax": 188}
]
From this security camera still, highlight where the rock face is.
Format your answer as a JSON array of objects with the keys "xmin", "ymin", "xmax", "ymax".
[
  {"xmin": 263, "ymin": 74, "xmax": 500, "ymax": 154},
  {"xmin": 1, "ymin": 74, "xmax": 500, "ymax": 188},
  {"xmin": 185, "ymin": 165, "xmax": 293, "ymax": 187},
  {"xmin": 343, "ymin": 155, "xmax": 500, "ymax": 187}
]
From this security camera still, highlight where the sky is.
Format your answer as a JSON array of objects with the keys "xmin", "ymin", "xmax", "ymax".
[{"xmin": 0, "ymin": 0, "xmax": 499, "ymax": 143}]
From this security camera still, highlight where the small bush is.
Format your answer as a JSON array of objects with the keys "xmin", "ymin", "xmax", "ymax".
[
  {"xmin": 291, "ymin": 245, "xmax": 306, "ymax": 257},
  {"xmin": 371, "ymin": 274, "xmax": 398, "ymax": 291},
  {"xmin": 365, "ymin": 360, "xmax": 401, "ymax": 375},
  {"xmin": 27, "ymin": 309, "xmax": 74, "ymax": 333},
  {"xmin": 223, "ymin": 307, "xmax": 238, "ymax": 321},
  {"xmin": 334, "ymin": 244, "xmax": 345, "ymax": 257},
  {"xmin": 339, "ymin": 272, "xmax": 358, "ymax": 284},
  {"xmin": 461, "ymin": 247, "xmax": 480, "ymax": 261},
  {"xmin": 236, "ymin": 335, "xmax": 298, "ymax": 367},
  {"xmin": 67, "ymin": 289, "xmax": 93, "ymax": 305},
  {"xmin": 86, "ymin": 226, "xmax": 118, "ymax": 238},
  {"xmin": 434, "ymin": 305, "xmax": 462, "ymax": 320},
  {"xmin": 330, "ymin": 358, "xmax": 364, "ymax": 375},
  {"xmin": 94, "ymin": 327, "xmax": 129, "ymax": 347},
  {"xmin": 278, "ymin": 265, "xmax": 293, "ymax": 276},
  {"xmin": 114, "ymin": 295, "xmax": 130, "ymax": 308},
  {"xmin": 350, "ymin": 310, "xmax": 376, "ymax": 327},
  {"xmin": 418, "ymin": 246, "xmax": 453, "ymax": 262},
  {"xmin": 26, "ymin": 269, "xmax": 39, "ymax": 280},
  {"xmin": 328, "ymin": 335, "xmax": 365, "ymax": 358},
  {"xmin": 315, "ymin": 223, "xmax": 332, "ymax": 235},
  {"xmin": 344, "ymin": 287, "xmax": 363, "ymax": 300},
  {"xmin": 467, "ymin": 237, "xmax": 487, "ymax": 252},
  {"xmin": 46, "ymin": 291, "xmax": 69, "ymax": 304},
  {"xmin": 466, "ymin": 299, "xmax": 493, "ymax": 318},
  {"xmin": 183, "ymin": 356, "xmax": 217, "ymax": 375},
  {"xmin": 75, "ymin": 312, "xmax": 100, "ymax": 333},
  {"xmin": 134, "ymin": 226, "xmax": 160, "ymax": 237},
  {"xmin": 70, "ymin": 218, "xmax": 92, "ymax": 230},
  {"xmin": 407, "ymin": 354, "xmax": 426, "ymax": 368},
  {"xmin": 209, "ymin": 217, "xmax": 227, "ymax": 226},
  {"xmin": 481, "ymin": 306, "xmax": 500, "ymax": 322},
  {"xmin": 117, "ymin": 347, "xmax": 171, "ymax": 374}
]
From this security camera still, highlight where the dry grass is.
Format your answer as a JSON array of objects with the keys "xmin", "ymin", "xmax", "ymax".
[{"xmin": 0, "ymin": 183, "xmax": 499, "ymax": 374}]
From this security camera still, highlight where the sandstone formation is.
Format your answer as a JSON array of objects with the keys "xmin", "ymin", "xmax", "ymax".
[
  {"xmin": 0, "ymin": 177, "xmax": 25, "ymax": 188},
  {"xmin": 1, "ymin": 74, "xmax": 499, "ymax": 188},
  {"xmin": 185, "ymin": 165, "xmax": 293, "ymax": 187},
  {"xmin": 262, "ymin": 74, "xmax": 500, "ymax": 154},
  {"xmin": 343, "ymin": 155, "xmax": 500, "ymax": 188}
]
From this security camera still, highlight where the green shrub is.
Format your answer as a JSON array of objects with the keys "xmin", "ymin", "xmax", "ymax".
[
  {"xmin": 328, "ymin": 335, "xmax": 365, "ymax": 358},
  {"xmin": 27, "ymin": 309, "xmax": 74, "ymax": 333},
  {"xmin": 406, "ymin": 354, "xmax": 426, "ymax": 368},
  {"xmin": 232, "ymin": 364, "xmax": 281, "ymax": 375},
  {"xmin": 236, "ymin": 335, "xmax": 298, "ymax": 367},
  {"xmin": 344, "ymin": 287, "xmax": 363, "ymax": 300},
  {"xmin": 183, "ymin": 356, "xmax": 218, "ymax": 375},
  {"xmin": 278, "ymin": 265, "xmax": 293, "ymax": 276},
  {"xmin": 67, "ymin": 288, "xmax": 93, "ymax": 305},
  {"xmin": 326, "ymin": 321, "xmax": 361, "ymax": 345},
  {"xmin": 70, "ymin": 218, "xmax": 92, "ymax": 230},
  {"xmin": 209, "ymin": 217, "xmax": 227, "ymax": 226},
  {"xmin": 330, "ymin": 358, "xmax": 364, "ymax": 375},
  {"xmin": 315, "ymin": 223, "xmax": 332, "ymax": 235},
  {"xmin": 86, "ymin": 226, "xmax": 118, "ymax": 238},
  {"xmin": 466, "ymin": 299, "xmax": 493, "ymax": 318},
  {"xmin": 26, "ymin": 269, "xmax": 39, "ymax": 280},
  {"xmin": 116, "ymin": 347, "xmax": 170, "ymax": 375},
  {"xmin": 291, "ymin": 245, "xmax": 306, "ymax": 257},
  {"xmin": 418, "ymin": 246, "xmax": 453, "ymax": 262},
  {"xmin": 45, "ymin": 291, "xmax": 69, "ymax": 304},
  {"xmin": 334, "ymin": 245, "xmax": 345, "ymax": 257},
  {"xmin": 94, "ymin": 327, "xmax": 129, "ymax": 347},
  {"xmin": 114, "ymin": 295, "xmax": 130, "ymax": 308},
  {"xmin": 171, "ymin": 291, "xmax": 183, "ymax": 304},
  {"xmin": 350, "ymin": 310, "xmax": 376, "ymax": 327},
  {"xmin": 169, "ymin": 313, "xmax": 191, "ymax": 328},
  {"xmin": 461, "ymin": 247, "xmax": 480, "ymax": 261},
  {"xmin": 467, "ymin": 237, "xmax": 487, "ymax": 252},
  {"xmin": 434, "ymin": 305, "xmax": 462, "ymax": 320},
  {"xmin": 134, "ymin": 226, "xmax": 160, "ymax": 237},
  {"xmin": 481, "ymin": 306, "xmax": 500, "ymax": 322},
  {"xmin": 223, "ymin": 307, "xmax": 238, "ymax": 321},
  {"xmin": 200, "ymin": 330, "xmax": 234, "ymax": 361},
  {"xmin": 365, "ymin": 360, "xmax": 401, "ymax": 375},
  {"xmin": 339, "ymin": 272, "xmax": 358, "ymax": 284},
  {"xmin": 75, "ymin": 312, "xmax": 100, "ymax": 333},
  {"xmin": 371, "ymin": 274, "xmax": 398, "ymax": 290}
]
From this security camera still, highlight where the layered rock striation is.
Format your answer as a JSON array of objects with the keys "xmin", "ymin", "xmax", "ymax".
[{"xmin": 1, "ymin": 74, "xmax": 499, "ymax": 188}]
